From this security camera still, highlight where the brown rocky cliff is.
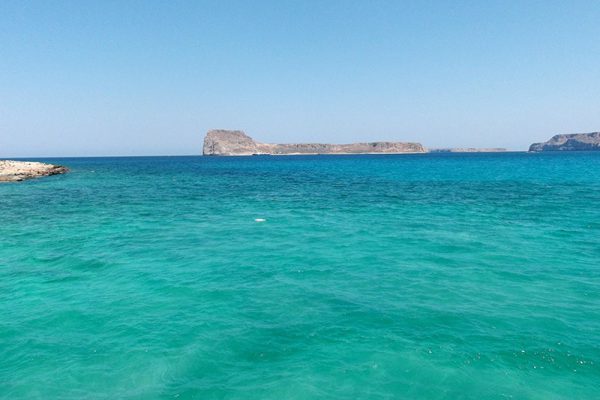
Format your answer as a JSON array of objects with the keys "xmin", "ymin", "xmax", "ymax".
[{"xmin": 202, "ymin": 130, "xmax": 426, "ymax": 155}]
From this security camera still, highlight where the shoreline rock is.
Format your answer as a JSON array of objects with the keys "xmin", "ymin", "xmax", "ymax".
[
  {"xmin": 529, "ymin": 132, "xmax": 600, "ymax": 152},
  {"xmin": 0, "ymin": 160, "xmax": 69, "ymax": 182},
  {"xmin": 203, "ymin": 130, "xmax": 426, "ymax": 156}
]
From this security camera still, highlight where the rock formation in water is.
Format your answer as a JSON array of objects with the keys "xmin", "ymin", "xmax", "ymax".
[
  {"xmin": 0, "ymin": 160, "xmax": 68, "ymax": 182},
  {"xmin": 529, "ymin": 132, "xmax": 600, "ymax": 152},
  {"xmin": 202, "ymin": 130, "xmax": 426, "ymax": 155}
]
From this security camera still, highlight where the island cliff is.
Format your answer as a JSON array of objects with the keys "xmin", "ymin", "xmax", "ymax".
[
  {"xmin": 0, "ymin": 160, "xmax": 68, "ymax": 182},
  {"xmin": 203, "ymin": 130, "xmax": 426, "ymax": 156},
  {"xmin": 529, "ymin": 132, "xmax": 600, "ymax": 152}
]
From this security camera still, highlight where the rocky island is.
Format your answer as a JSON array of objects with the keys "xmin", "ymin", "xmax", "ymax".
[
  {"xmin": 203, "ymin": 130, "xmax": 426, "ymax": 156},
  {"xmin": 529, "ymin": 132, "xmax": 600, "ymax": 152},
  {"xmin": 0, "ymin": 160, "xmax": 68, "ymax": 182}
]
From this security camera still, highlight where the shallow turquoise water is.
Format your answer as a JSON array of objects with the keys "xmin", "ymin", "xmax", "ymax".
[{"xmin": 1, "ymin": 153, "xmax": 599, "ymax": 399}]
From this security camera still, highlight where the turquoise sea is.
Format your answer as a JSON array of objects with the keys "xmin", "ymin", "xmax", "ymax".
[{"xmin": 1, "ymin": 153, "xmax": 599, "ymax": 399}]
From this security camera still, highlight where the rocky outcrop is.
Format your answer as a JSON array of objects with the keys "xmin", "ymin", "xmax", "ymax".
[
  {"xmin": 529, "ymin": 132, "xmax": 600, "ymax": 152},
  {"xmin": 202, "ymin": 130, "xmax": 426, "ymax": 155},
  {"xmin": 429, "ymin": 148, "xmax": 507, "ymax": 153},
  {"xmin": 0, "ymin": 160, "xmax": 68, "ymax": 182},
  {"xmin": 203, "ymin": 130, "xmax": 260, "ymax": 156}
]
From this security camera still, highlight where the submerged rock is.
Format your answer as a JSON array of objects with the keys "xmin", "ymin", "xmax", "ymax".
[
  {"xmin": 202, "ymin": 130, "xmax": 426, "ymax": 156},
  {"xmin": 529, "ymin": 132, "xmax": 600, "ymax": 152},
  {"xmin": 0, "ymin": 160, "xmax": 68, "ymax": 182}
]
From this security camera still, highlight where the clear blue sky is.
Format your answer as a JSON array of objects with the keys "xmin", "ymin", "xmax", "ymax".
[{"xmin": 2, "ymin": 0, "xmax": 600, "ymax": 156}]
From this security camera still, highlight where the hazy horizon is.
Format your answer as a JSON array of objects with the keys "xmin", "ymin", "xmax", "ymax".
[{"xmin": 2, "ymin": 1, "xmax": 600, "ymax": 157}]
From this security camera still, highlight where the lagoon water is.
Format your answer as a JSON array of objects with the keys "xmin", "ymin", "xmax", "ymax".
[{"xmin": 1, "ymin": 153, "xmax": 599, "ymax": 399}]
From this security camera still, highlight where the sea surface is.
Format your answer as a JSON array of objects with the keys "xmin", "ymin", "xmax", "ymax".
[{"xmin": 1, "ymin": 153, "xmax": 599, "ymax": 399}]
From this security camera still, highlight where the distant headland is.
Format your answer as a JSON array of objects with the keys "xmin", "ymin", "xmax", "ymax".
[
  {"xmin": 529, "ymin": 132, "xmax": 600, "ymax": 152},
  {"xmin": 202, "ymin": 130, "xmax": 509, "ymax": 156},
  {"xmin": 203, "ymin": 129, "xmax": 600, "ymax": 156},
  {"xmin": 0, "ymin": 160, "xmax": 68, "ymax": 182},
  {"xmin": 203, "ymin": 130, "xmax": 426, "ymax": 156}
]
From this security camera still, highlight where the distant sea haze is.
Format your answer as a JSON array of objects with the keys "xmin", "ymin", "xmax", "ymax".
[{"xmin": 1, "ymin": 152, "xmax": 599, "ymax": 398}]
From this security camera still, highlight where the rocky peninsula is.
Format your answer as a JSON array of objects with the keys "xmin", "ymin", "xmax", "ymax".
[
  {"xmin": 203, "ymin": 130, "xmax": 426, "ymax": 156},
  {"xmin": 0, "ymin": 160, "xmax": 68, "ymax": 182},
  {"xmin": 529, "ymin": 132, "xmax": 600, "ymax": 152}
]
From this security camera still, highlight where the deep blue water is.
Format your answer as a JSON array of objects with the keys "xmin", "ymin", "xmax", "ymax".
[{"xmin": 1, "ymin": 152, "xmax": 599, "ymax": 399}]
